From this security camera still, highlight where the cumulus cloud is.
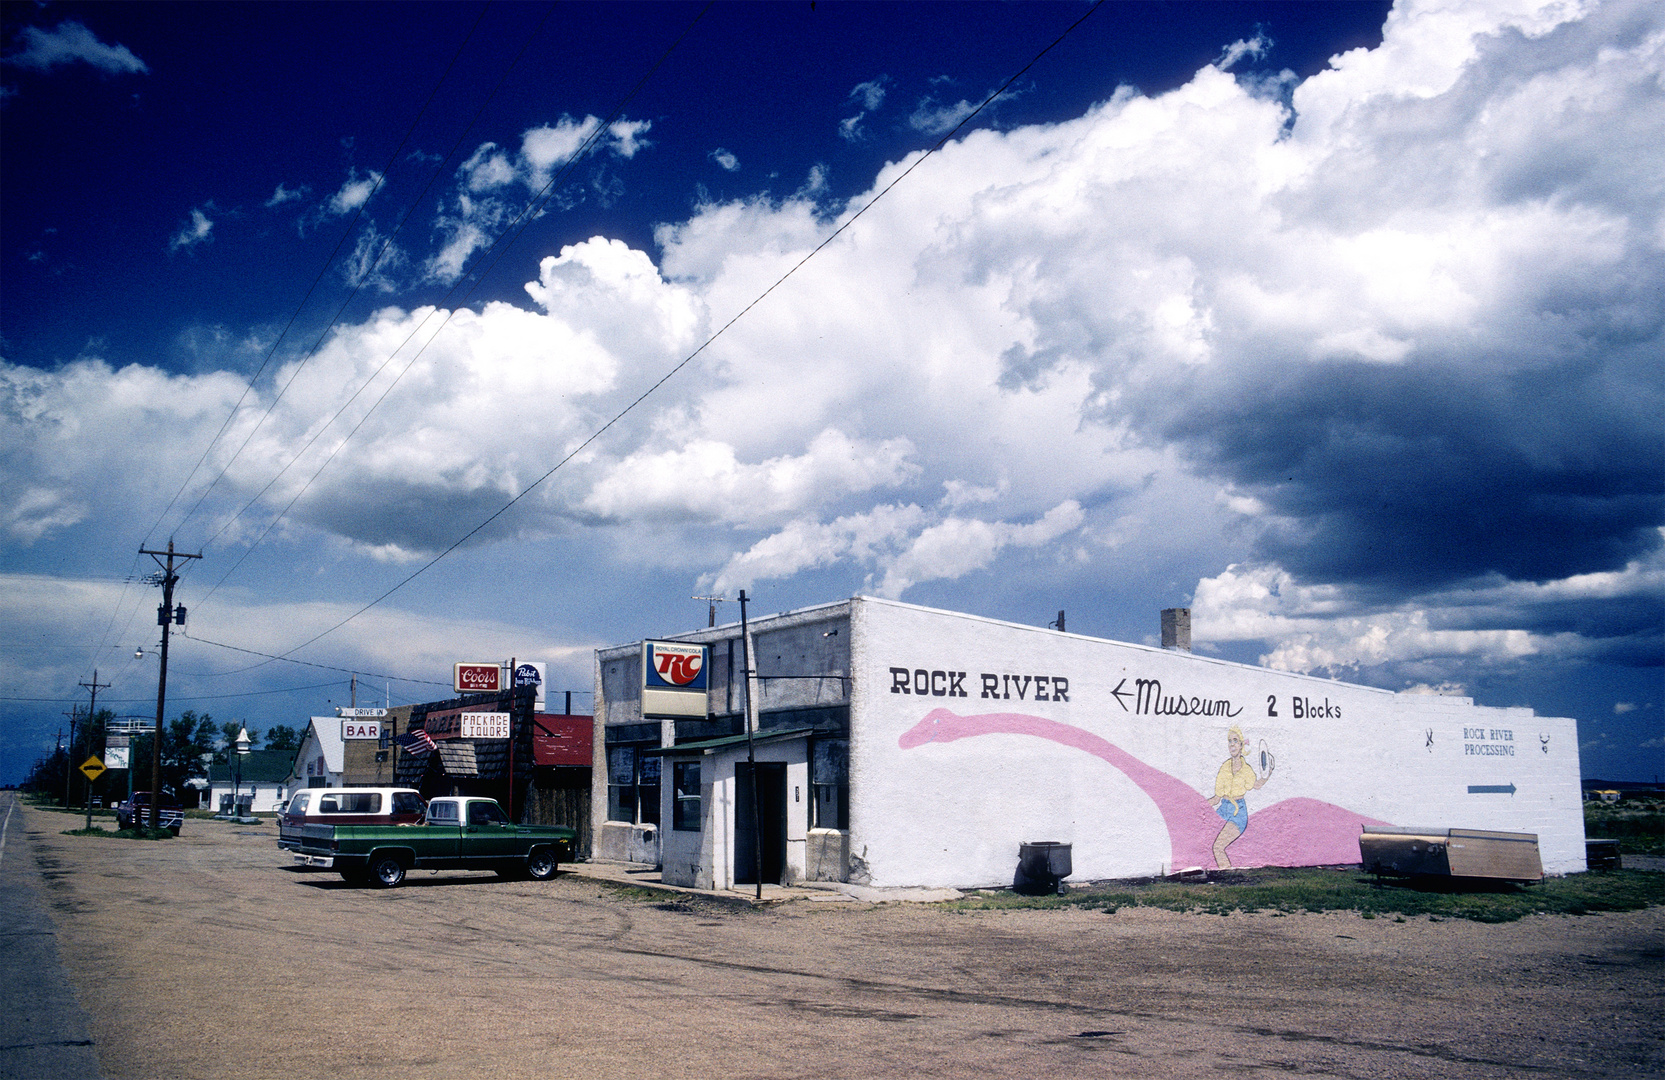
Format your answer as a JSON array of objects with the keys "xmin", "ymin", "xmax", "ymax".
[
  {"xmin": 3, "ymin": 0, "xmax": 1659, "ymax": 686},
  {"xmin": 7, "ymin": 21, "xmax": 147, "ymax": 75},
  {"xmin": 876, "ymin": 500, "xmax": 1085, "ymax": 597},
  {"xmin": 1192, "ymin": 540, "xmax": 1665, "ymax": 680},
  {"xmin": 168, "ymin": 207, "xmax": 214, "ymax": 252}
]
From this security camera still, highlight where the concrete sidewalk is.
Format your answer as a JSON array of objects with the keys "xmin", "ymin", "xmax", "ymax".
[{"xmin": 565, "ymin": 859, "xmax": 965, "ymax": 905}]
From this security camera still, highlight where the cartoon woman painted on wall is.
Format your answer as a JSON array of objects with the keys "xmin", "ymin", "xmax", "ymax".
[{"xmin": 1210, "ymin": 726, "xmax": 1274, "ymax": 868}]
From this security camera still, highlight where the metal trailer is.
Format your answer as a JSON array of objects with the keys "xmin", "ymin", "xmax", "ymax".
[{"xmin": 1359, "ymin": 826, "xmax": 1543, "ymax": 883}]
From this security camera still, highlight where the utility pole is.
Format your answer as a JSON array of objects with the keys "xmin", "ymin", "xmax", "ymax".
[
  {"xmin": 80, "ymin": 670, "xmax": 109, "ymax": 813},
  {"xmin": 139, "ymin": 540, "xmax": 201, "ymax": 830},
  {"xmin": 61, "ymin": 709, "xmax": 78, "ymax": 808},
  {"xmin": 738, "ymin": 590, "xmax": 762, "ymax": 900},
  {"xmin": 693, "ymin": 595, "xmax": 727, "ymax": 628}
]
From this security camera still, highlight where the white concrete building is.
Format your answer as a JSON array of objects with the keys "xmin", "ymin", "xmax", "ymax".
[{"xmin": 593, "ymin": 597, "xmax": 1586, "ymax": 891}]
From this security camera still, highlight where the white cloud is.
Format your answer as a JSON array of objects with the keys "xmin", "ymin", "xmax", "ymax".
[
  {"xmin": 168, "ymin": 208, "xmax": 214, "ymax": 252},
  {"xmin": 876, "ymin": 500, "xmax": 1085, "ymax": 597},
  {"xmin": 608, "ymin": 119, "xmax": 652, "ymax": 158},
  {"xmin": 265, "ymin": 183, "xmax": 306, "ymax": 208},
  {"xmin": 3, "ymin": 0, "xmax": 1658, "ymax": 695},
  {"xmin": 841, "ymin": 77, "xmax": 890, "ymax": 140},
  {"xmin": 1614, "ymin": 702, "xmax": 1637, "ymax": 714},
  {"xmin": 429, "ymin": 116, "xmax": 654, "ymax": 283},
  {"xmin": 710, "ymin": 148, "xmax": 740, "ymax": 172},
  {"xmin": 326, "ymin": 170, "xmax": 383, "ymax": 215},
  {"xmin": 849, "ymin": 78, "xmax": 888, "ymax": 112},
  {"xmin": 1192, "ymin": 544, "xmax": 1665, "ymax": 676},
  {"xmin": 908, "ymin": 96, "xmax": 978, "ymax": 136},
  {"xmin": 584, "ymin": 429, "xmax": 918, "ymax": 527},
  {"xmin": 8, "ymin": 21, "xmax": 147, "ymax": 75},
  {"xmin": 1217, "ymin": 33, "xmax": 1271, "ymax": 72}
]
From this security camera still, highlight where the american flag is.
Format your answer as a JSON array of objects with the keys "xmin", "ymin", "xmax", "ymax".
[{"xmin": 398, "ymin": 729, "xmax": 437, "ymax": 756}]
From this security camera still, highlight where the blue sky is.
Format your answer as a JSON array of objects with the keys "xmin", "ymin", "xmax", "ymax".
[{"xmin": 2, "ymin": 0, "xmax": 1660, "ymax": 785}]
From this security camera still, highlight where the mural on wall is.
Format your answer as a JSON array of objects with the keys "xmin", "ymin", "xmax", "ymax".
[
  {"xmin": 1210, "ymin": 727, "xmax": 1272, "ymax": 869},
  {"xmin": 899, "ymin": 708, "xmax": 1390, "ymax": 871}
]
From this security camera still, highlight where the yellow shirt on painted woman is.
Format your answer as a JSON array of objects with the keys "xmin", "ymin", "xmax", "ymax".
[{"xmin": 1214, "ymin": 758, "xmax": 1258, "ymax": 800}]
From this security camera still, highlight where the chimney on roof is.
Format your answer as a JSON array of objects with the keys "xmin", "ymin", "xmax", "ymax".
[{"xmin": 1161, "ymin": 608, "xmax": 1191, "ymax": 653}]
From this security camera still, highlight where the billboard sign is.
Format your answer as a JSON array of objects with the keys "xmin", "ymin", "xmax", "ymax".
[
  {"xmin": 454, "ymin": 662, "xmax": 502, "ymax": 694},
  {"xmin": 460, "ymin": 712, "xmax": 511, "ymax": 739},
  {"xmin": 642, "ymin": 641, "xmax": 709, "ymax": 718},
  {"xmin": 515, "ymin": 662, "xmax": 546, "ymax": 711}
]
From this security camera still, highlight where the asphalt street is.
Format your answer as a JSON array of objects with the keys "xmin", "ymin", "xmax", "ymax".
[{"xmin": 0, "ymin": 792, "xmax": 103, "ymax": 1080}]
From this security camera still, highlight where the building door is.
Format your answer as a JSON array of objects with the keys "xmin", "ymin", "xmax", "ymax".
[{"xmin": 734, "ymin": 762, "xmax": 786, "ymax": 885}]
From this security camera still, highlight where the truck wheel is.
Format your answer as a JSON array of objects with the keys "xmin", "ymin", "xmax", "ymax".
[
  {"xmin": 526, "ymin": 847, "xmax": 560, "ymax": 881},
  {"xmin": 368, "ymin": 854, "xmax": 406, "ymax": 888}
]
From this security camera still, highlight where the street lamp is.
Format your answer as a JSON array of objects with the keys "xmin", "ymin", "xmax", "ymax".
[{"xmin": 233, "ymin": 727, "xmax": 250, "ymax": 820}]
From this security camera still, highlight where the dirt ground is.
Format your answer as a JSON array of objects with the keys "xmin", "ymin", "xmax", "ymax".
[{"xmin": 20, "ymin": 806, "xmax": 1665, "ymax": 1080}]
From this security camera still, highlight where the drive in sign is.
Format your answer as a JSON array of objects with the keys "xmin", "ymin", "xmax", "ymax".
[{"xmin": 454, "ymin": 662, "xmax": 502, "ymax": 693}]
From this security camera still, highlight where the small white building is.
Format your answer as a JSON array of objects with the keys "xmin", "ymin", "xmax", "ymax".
[
  {"xmin": 593, "ymin": 597, "xmax": 1586, "ymax": 891},
  {"xmin": 204, "ymin": 749, "xmax": 292, "ymax": 813},
  {"xmin": 280, "ymin": 717, "xmax": 348, "ymax": 794}
]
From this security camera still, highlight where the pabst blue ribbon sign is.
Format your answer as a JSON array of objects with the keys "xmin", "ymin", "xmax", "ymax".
[{"xmin": 642, "ymin": 641, "xmax": 709, "ymax": 718}]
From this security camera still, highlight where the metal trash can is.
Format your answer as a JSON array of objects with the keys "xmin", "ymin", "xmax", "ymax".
[{"xmin": 1016, "ymin": 841, "xmax": 1073, "ymax": 895}]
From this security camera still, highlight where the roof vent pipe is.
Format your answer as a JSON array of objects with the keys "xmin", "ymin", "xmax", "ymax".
[{"xmin": 1161, "ymin": 608, "xmax": 1191, "ymax": 653}]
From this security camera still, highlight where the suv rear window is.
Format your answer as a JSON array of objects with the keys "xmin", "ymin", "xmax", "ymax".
[{"xmin": 287, "ymin": 793, "xmax": 310, "ymax": 815}]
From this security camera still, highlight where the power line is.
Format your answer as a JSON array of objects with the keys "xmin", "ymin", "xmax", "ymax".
[
  {"xmin": 190, "ymin": 4, "xmax": 706, "ymax": 612},
  {"xmin": 265, "ymin": 0, "xmax": 1105, "ymax": 662},
  {"xmin": 152, "ymin": 4, "xmax": 498, "ymax": 551},
  {"xmin": 179, "ymin": 633, "xmax": 452, "ymax": 685},
  {"xmin": 190, "ymin": 4, "xmax": 561, "ymax": 582}
]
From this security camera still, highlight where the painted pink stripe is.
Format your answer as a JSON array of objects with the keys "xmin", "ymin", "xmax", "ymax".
[{"xmin": 898, "ymin": 707, "xmax": 1390, "ymax": 870}]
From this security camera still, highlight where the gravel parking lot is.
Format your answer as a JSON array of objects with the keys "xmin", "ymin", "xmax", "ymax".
[{"xmin": 18, "ymin": 804, "xmax": 1665, "ymax": 1080}]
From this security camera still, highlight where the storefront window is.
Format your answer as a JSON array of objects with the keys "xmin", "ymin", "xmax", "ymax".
[
  {"xmin": 607, "ymin": 742, "xmax": 662, "ymax": 825},
  {"xmin": 811, "ymin": 738, "xmax": 849, "ymax": 830},
  {"xmin": 673, "ymin": 761, "xmax": 701, "ymax": 831}
]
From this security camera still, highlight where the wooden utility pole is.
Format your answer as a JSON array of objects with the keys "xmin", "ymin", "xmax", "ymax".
[
  {"xmin": 738, "ymin": 590, "xmax": 762, "ymax": 900},
  {"xmin": 139, "ymin": 540, "xmax": 201, "ymax": 830},
  {"xmin": 79, "ymin": 670, "xmax": 109, "ymax": 811}
]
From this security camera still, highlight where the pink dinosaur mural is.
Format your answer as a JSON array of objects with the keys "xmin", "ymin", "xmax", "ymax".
[{"xmin": 898, "ymin": 707, "xmax": 1389, "ymax": 870}]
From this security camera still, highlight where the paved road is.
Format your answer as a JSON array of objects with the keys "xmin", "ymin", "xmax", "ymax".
[
  {"xmin": 17, "ymin": 802, "xmax": 1665, "ymax": 1079},
  {"xmin": 0, "ymin": 792, "xmax": 103, "ymax": 1080}
]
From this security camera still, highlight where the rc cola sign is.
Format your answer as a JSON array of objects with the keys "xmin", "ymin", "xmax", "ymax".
[{"xmin": 642, "ymin": 641, "xmax": 709, "ymax": 718}]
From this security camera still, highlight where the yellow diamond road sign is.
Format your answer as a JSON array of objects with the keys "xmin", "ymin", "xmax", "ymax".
[{"xmin": 80, "ymin": 756, "xmax": 106, "ymax": 782}]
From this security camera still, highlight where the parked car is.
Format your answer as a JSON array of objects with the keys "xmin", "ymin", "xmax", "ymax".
[
  {"xmin": 117, "ymin": 791, "xmax": 183, "ymax": 833},
  {"xmin": 296, "ymin": 797, "xmax": 575, "ymax": 887},
  {"xmin": 278, "ymin": 787, "xmax": 426, "ymax": 852}
]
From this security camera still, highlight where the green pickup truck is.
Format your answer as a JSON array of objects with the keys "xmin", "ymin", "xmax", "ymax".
[{"xmin": 295, "ymin": 796, "xmax": 576, "ymax": 888}]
